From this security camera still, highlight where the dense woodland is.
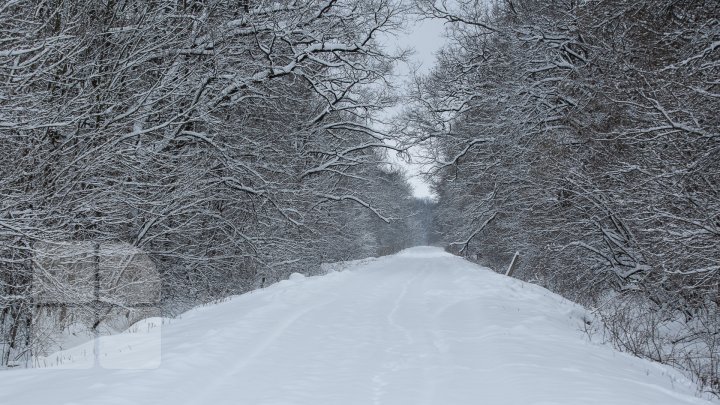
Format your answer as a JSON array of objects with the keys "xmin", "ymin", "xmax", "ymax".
[
  {"xmin": 406, "ymin": 0, "xmax": 719, "ymax": 395},
  {"xmin": 0, "ymin": 0, "xmax": 423, "ymax": 365},
  {"xmin": 1, "ymin": 0, "xmax": 718, "ymax": 398}
]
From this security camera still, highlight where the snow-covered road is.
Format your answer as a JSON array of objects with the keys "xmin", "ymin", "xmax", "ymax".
[{"xmin": 0, "ymin": 247, "xmax": 714, "ymax": 405}]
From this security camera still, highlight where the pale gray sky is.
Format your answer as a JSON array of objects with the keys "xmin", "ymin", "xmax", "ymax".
[
  {"xmin": 393, "ymin": 16, "xmax": 448, "ymax": 77},
  {"xmin": 380, "ymin": 14, "xmax": 448, "ymax": 199}
]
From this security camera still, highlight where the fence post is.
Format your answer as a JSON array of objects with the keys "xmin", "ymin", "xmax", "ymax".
[
  {"xmin": 505, "ymin": 251, "xmax": 520, "ymax": 277},
  {"xmin": 93, "ymin": 242, "xmax": 101, "ymax": 369}
]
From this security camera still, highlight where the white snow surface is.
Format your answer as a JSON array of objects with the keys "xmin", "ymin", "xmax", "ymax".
[{"xmin": 1, "ymin": 246, "xmax": 715, "ymax": 405}]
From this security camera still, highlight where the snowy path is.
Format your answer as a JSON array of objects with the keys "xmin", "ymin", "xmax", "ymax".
[{"xmin": 0, "ymin": 247, "xmax": 714, "ymax": 405}]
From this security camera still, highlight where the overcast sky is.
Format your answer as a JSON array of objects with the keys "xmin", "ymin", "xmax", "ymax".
[{"xmin": 379, "ymin": 14, "xmax": 448, "ymax": 199}]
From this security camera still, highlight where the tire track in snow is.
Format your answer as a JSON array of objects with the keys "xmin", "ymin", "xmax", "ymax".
[
  {"xmin": 372, "ymin": 266, "xmax": 430, "ymax": 405},
  {"xmin": 186, "ymin": 298, "xmax": 335, "ymax": 404}
]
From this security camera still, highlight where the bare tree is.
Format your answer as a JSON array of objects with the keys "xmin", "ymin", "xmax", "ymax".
[
  {"xmin": 405, "ymin": 0, "xmax": 719, "ymax": 394},
  {"xmin": 1, "ymin": 0, "xmax": 416, "ymax": 366}
]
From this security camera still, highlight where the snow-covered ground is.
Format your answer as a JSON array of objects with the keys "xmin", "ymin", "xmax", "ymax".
[{"xmin": 0, "ymin": 247, "xmax": 715, "ymax": 405}]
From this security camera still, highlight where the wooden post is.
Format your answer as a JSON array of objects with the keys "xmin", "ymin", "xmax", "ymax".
[
  {"xmin": 505, "ymin": 251, "xmax": 520, "ymax": 277},
  {"xmin": 93, "ymin": 242, "xmax": 101, "ymax": 368}
]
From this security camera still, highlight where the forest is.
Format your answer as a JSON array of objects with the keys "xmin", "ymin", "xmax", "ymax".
[
  {"xmin": 1, "ymin": 0, "xmax": 718, "ymax": 398},
  {"xmin": 406, "ymin": 0, "xmax": 719, "ymax": 395},
  {"xmin": 0, "ymin": 0, "xmax": 429, "ymax": 367}
]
